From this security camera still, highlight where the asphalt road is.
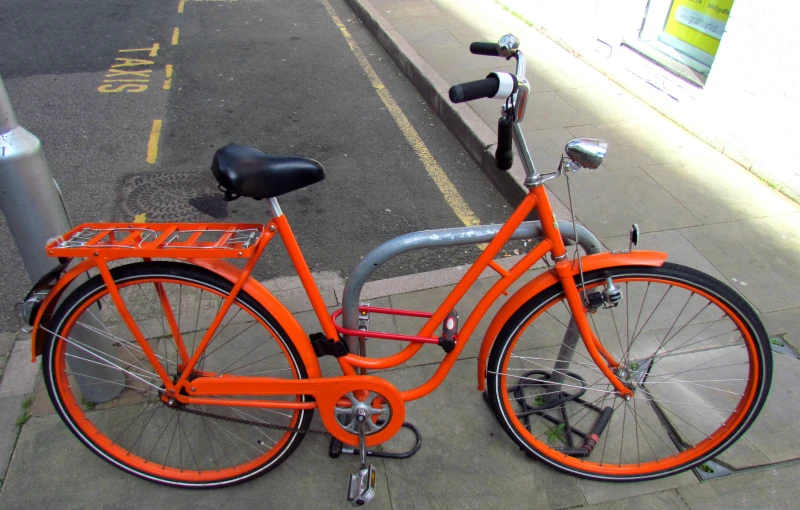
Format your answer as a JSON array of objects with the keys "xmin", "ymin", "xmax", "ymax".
[{"xmin": 0, "ymin": 0, "xmax": 516, "ymax": 331}]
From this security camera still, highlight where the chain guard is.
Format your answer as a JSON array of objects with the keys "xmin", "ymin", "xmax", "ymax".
[
  {"xmin": 175, "ymin": 375, "xmax": 405, "ymax": 447},
  {"xmin": 317, "ymin": 378, "xmax": 405, "ymax": 448}
]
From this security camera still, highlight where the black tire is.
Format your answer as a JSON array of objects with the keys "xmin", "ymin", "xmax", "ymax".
[
  {"xmin": 487, "ymin": 263, "xmax": 772, "ymax": 481},
  {"xmin": 43, "ymin": 261, "xmax": 314, "ymax": 488}
]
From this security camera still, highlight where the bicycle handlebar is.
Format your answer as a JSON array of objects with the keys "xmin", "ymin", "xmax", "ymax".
[
  {"xmin": 469, "ymin": 42, "xmax": 500, "ymax": 57},
  {"xmin": 495, "ymin": 118, "xmax": 514, "ymax": 171},
  {"xmin": 449, "ymin": 37, "xmax": 532, "ymax": 174},
  {"xmin": 448, "ymin": 76, "xmax": 500, "ymax": 104}
]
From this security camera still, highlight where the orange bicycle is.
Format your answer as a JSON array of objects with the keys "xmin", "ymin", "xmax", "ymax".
[{"xmin": 21, "ymin": 35, "xmax": 771, "ymax": 505}]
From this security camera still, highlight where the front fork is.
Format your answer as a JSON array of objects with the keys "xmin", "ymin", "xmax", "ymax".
[{"xmin": 554, "ymin": 260, "xmax": 634, "ymax": 400}]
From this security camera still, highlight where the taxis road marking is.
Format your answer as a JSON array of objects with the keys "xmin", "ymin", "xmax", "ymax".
[{"xmin": 319, "ymin": 0, "xmax": 481, "ymax": 229}]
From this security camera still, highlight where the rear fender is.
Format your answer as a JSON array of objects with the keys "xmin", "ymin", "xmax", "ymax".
[
  {"xmin": 31, "ymin": 259, "xmax": 97, "ymax": 361},
  {"xmin": 475, "ymin": 251, "xmax": 667, "ymax": 391}
]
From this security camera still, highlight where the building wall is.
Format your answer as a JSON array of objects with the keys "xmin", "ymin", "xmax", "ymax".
[
  {"xmin": 703, "ymin": 0, "xmax": 799, "ymax": 192},
  {"xmin": 499, "ymin": 0, "xmax": 800, "ymax": 198}
]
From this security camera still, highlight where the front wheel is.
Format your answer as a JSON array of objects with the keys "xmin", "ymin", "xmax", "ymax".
[
  {"xmin": 487, "ymin": 263, "xmax": 772, "ymax": 481},
  {"xmin": 42, "ymin": 262, "xmax": 314, "ymax": 488}
]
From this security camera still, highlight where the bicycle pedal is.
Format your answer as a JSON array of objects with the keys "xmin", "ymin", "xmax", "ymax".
[{"xmin": 347, "ymin": 464, "xmax": 377, "ymax": 507}]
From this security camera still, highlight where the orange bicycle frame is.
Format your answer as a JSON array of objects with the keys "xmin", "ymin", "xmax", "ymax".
[{"xmin": 32, "ymin": 184, "xmax": 662, "ymax": 413}]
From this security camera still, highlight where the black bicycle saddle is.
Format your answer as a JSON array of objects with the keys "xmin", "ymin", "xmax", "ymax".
[{"xmin": 211, "ymin": 144, "xmax": 325, "ymax": 200}]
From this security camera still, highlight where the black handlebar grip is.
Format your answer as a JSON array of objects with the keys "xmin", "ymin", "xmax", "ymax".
[
  {"xmin": 495, "ymin": 117, "xmax": 514, "ymax": 171},
  {"xmin": 470, "ymin": 42, "xmax": 500, "ymax": 57},
  {"xmin": 448, "ymin": 76, "xmax": 500, "ymax": 104}
]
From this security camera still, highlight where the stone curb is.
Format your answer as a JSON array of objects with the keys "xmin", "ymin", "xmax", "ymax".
[{"xmin": 343, "ymin": 0, "xmax": 529, "ymax": 205}]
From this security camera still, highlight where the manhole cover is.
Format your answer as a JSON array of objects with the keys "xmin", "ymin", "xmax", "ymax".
[{"xmin": 115, "ymin": 170, "xmax": 229, "ymax": 222}]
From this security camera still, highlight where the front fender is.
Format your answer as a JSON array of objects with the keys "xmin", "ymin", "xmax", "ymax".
[
  {"xmin": 476, "ymin": 251, "xmax": 667, "ymax": 391},
  {"xmin": 32, "ymin": 258, "xmax": 322, "ymax": 379}
]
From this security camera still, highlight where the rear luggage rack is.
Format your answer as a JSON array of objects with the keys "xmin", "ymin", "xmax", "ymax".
[{"xmin": 47, "ymin": 223, "xmax": 266, "ymax": 259}]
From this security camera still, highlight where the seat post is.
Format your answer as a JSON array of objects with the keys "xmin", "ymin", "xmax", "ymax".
[{"xmin": 268, "ymin": 197, "xmax": 283, "ymax": 218}]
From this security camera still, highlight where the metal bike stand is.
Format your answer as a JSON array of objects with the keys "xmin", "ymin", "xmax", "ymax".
[
  {"xmin": 340, "ymin": 220, "xmax": 602, "ymax": 351},
  {"xmin": 331, "ymin": 221, "xmax": 602, "ymax": 459},
  {"xmin": 330, "ymin": 422, "xmax": 422, "ymax": 460}
]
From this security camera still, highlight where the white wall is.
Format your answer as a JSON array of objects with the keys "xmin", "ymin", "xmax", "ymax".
[
  {"xmin": 498, "ymin": 0, "xmax": 800, "ymax": 198},
  {"xmin": 702, "ymin": 0, "xmax": 800, "ymax": 192}
]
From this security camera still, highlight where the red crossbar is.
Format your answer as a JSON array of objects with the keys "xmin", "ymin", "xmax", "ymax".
[{"xmin": 330, "ymin": 306, "xmax": 440, "ymax": 344}]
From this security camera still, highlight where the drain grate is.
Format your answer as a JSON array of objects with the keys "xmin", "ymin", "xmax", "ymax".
[
  {"xmin": 114, "ymin": 170, "xmax": 229, "ymax": 223},
  {"xmin": 694, "ymin": 459, "xmax": 735, "ymax": 481}
]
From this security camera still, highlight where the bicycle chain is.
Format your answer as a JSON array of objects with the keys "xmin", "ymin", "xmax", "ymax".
[{"xmin": 172, "ymin": 404, "xmax": 330, "ymax": 436}]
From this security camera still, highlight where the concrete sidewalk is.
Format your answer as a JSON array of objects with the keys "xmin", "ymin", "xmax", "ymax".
[
  {"xmin": 0, "ymin": 0, "xmax": 799, "ymax": 508},
  {"xmin": 0, "ymin": 262, "xmax": 799, "ymax": 509}
]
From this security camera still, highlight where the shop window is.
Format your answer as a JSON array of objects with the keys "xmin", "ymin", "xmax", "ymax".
[{"xmin": 626, "ymin": 0, "xmax": 734, "ymax": 86}]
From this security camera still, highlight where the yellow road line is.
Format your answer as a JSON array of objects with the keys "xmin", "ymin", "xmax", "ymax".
[
  {"xmin": 147, "ymin": 120, "xmax": 163, "ymax": 164},
  {"xmin": 319, "ymin": 0, "xmax": 481, "ymax": 229},
  {"xmin": 163, "ymin": 64, "xmax": 174, "ymax": 90},
  {"xmin": 178, "ymin": 0, "xmax": 185, "ymax": 13},
  {"xmin": 172, "ymin": 27, "xmax": 180, "ymax": 45}
]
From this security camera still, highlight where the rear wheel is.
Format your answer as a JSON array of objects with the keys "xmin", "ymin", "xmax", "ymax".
[
  {"xmin": 487, "ymin": 263, "xmax": 771, "ymax": 481},
  {"xmin": 43, "ymin": 262, "xmax": 313, "ymax": 488}
]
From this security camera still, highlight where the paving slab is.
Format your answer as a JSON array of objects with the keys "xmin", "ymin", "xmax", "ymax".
[
  {"xmin": 601, "ymin": 229, "xmax": 725, "ymax": 281},
  {"xmin": 0, "ymin": 333, "xmax": 16, "ymax": 373},
  {"xmin": 27, "ymin": 370, "xmax": 53, "ymax": 418},
  {"xmin": 581, "ymin": 488, "xmax": 689, "ymax": 510},
  {"xmin": 0, "ymin": 395, "xmax": 26, "ymax": 482},
  {"xmin": 0, "ymin": 413, "xmax": 391, "ymax": 510},
  {"xmin": 727, "ymin": 354, "xmax": 800, "ymax": 465},
  {"xmin": 378, "ymin": 358, "xmax": 587, "ymax": 510},
  {"xmin": 526, "ymin": 91, "xmax": 598, "ymax": 131},
  {"xmin": 545, "ymin": 167, "xmax": 701, "ymax": 238},
  {"xmin": 577, "ymin": 470, "xmax": 698, "ymax": 507},
  {"xmin": 523, "ymin": 64, "xmax": 581, "ymax": 94},
  {"xmin": 553, "ymin": 85, "xmax": 659, "ymax": 125},
  {"xmin": 677, "ymin": 462, "xmax": 800, "ymax": 510},
  {"xmin": 762, "ymin": 308, "xmax": 800, "ymax": 352},
  {"xmin": 0, "ymin": 340, "xmax": 40, "ymax": 399},
  {"xmin": 644, "ymin": 156, "xmax": 800, "ymax": 225},
  {"xmin": 262, "ymin": 272, "xmax": 343, "ymax": 314},
  {"xmin": 678, "ymin": 213, "xmax": 800, "ymax": 313},
  {"xmin": 565, "ymin": 119, "xmax": 713, "ymax": 172}
]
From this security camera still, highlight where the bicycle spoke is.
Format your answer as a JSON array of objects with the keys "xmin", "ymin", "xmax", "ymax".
[{"xmin": 510, "ymin": 354, "xmax": 602, "ymax": 375}]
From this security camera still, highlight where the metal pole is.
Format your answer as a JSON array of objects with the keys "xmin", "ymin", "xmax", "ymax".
[{"xmin": 0, "ymin": 75, "xmax": 123, "ymax": 402}]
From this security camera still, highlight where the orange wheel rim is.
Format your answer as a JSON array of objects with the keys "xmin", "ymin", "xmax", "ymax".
[
  {"xmin": 51, "ymin": 277, "xmax": 304, "ymax": 483},
  {"xmin": 497, "ymin": 276, "xmax": 761, "ymax": 476}
]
